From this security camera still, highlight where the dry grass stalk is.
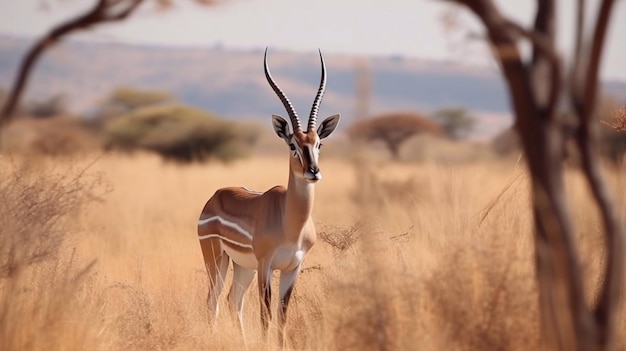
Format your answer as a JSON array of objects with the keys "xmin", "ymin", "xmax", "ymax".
[{"xmin": 601, "ymin": 106, "xmax": 626, "ymax": 132}]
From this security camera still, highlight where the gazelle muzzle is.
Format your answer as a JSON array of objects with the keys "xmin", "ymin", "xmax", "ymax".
[{"xmin": 304, "ymin": 167, "xmax": 322, "ymax": 182}]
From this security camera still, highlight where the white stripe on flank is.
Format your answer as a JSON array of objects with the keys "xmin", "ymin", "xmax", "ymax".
[
  {"xmin": 198, "ymin": 234, "xmax": 253, "ymax": 249},
  {"xmin": 198, "ymin": 216, "xmax": 253, "ymax": 240},
  {"xmin": 241, "ymin": 187, "xmax": 263, "ymax": 195}
]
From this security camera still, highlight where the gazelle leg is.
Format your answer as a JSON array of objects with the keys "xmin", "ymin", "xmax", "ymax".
[
  {"xmin": 209, "ymin": 254, "xmax": 229, "ymax": 322},
  {"xmin": 228, "ymin": 263, "xmax": 256, "ymax": 334},
  {"xmin": 277, "ymin": 266, "xmax": 300, "ymax": 346},
  {"xmin": 257, "ymin": 259, "xmax": 273, "ymax": 335},
  {"xmin": 200, "ymin": 238, "xmax": 229, "ymax": 323}
]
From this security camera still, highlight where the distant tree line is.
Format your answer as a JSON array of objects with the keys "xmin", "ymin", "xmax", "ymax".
[{"xmin": 0, "ymin": 86, "xmax": 259, "ymax": 162}]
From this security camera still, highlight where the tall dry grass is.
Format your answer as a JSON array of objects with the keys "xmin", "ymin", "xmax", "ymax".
[
  {"xmin": 1, "ymin": 150, "xmax": 624, "ymax": 350},
  {"xmin": 0, "ymin": 157, "xmax": 105, "ymax": 350}
]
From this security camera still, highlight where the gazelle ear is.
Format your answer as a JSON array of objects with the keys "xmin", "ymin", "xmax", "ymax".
[
  {"xmin": 317, "ymin": 114, "xmax": 340, "ymax": 139},
  {"xmin": 272, "ymin": 115, "xmax": 290, "ymax": 141}
]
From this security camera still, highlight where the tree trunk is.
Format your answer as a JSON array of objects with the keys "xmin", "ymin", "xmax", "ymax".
[
  {"xmin": 386, "ymin": 140, "xmax": 401, "ymax": 160},
  {"xmin": 447, "ymin": 0, "xmax": 624, "ymax": 349}
]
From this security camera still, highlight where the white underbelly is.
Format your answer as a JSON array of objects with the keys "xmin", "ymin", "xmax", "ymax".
[
  {"xmin": 271, "ymin": 247, "xmax": 305, "ymax": 271},
  {"xmin": 223, "ymin": 245, "xmax": 258, "ymax": 270}
]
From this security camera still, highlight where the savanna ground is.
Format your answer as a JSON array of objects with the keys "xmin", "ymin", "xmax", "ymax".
[{"xmin": 1, "ymin": 143, "xmax": 625, "ymax": 350}]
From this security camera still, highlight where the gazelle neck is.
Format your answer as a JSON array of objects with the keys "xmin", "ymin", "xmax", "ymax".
[{"xmin": 284, "ymin": 160, "xmax": 315, "ymax": 241}]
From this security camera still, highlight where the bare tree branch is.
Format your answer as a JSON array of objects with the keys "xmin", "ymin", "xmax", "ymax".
[
  {"xmin": 584, "ymin": 0, "xmax": 615, "ymax": 118},
  {"xmin": 568, "ymin": 1, "xmax": 624, "ymax": 348},
  {"xmin": 498, "ymin": 20, "xmax": 555, "ymax": 63},
  {"xmin": 108, "ymin": 0, "xmax": 144, "ymax": 19},
  {"xmin": 530, "ymin": 0, "xmax": 561, "ymax": 119},
  {"xmin": 570, "ymin": 0, "xmax": 585, "ymax": 93},
  {"xmin": 528, "ymin": 3, "xmax": 590, "ymax": 348},
  {"xmin": 0, "ymin": 0, "xmax": 146, "ymax": 132}
]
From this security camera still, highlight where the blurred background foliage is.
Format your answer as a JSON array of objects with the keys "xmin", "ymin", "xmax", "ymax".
[
  {"xmin": 103, "ymin": 103, "xmax": 257, "ymax": 162},
  {"xmin": 3, "ymin": 85, "xmax": 626, "ymax": 165},
  {"xmin": 1, "ymin": 86, "xmax": 259, "ymax": 163},
  {"xmin": 348, "ymin": 111, "xmax": 446, "ymax": 160}
]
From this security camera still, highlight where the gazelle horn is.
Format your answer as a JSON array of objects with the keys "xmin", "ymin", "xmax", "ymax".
[
  {"xmin": 264, "ymin": 47, "xmax": 302, "ymax": 133},
  {"xmin": 308, "ymin": 49, "xmax": 326, "ymax": 131}
]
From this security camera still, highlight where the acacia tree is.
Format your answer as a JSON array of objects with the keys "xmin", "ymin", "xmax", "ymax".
[
  {"xmin": 445, "ymin": 1, "xmax": 623, "ymax": 350},
  {"xmin": 348, "ymin": 112, "xmax": 445, "ymax": 160}
]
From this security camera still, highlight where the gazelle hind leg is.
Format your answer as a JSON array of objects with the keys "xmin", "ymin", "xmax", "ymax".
[
  {"xmin": 228, "ymin": 263, "xmax": 256, "ymax": 334},
  {"xmin": 200, "ymin": 238, "xmax": 229, "ymax": 323},
  {"xmin": 207, "ymin": 255, "xmax": 229, "ymax": 321}
]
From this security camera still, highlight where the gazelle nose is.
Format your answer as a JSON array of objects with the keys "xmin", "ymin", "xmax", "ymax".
[{"xmin": 304, "ymin": 167, "xmax": 322, "ymax": 181}]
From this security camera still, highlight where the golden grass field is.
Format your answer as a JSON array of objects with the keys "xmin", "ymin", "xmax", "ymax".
[{"xmin": 1, "ymin": 148, "xmax": 625, "ymax": 350}]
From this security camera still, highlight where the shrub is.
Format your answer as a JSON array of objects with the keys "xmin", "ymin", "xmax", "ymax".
[
  {"xmin": 433, "ymin": 107, "xmax": 476, "ymax": 140},
  {"xmin": 25, "ymin": 94, "xmax": 67, "ymax": 118},
  {"xmin": 1, "ymin": 117, "xmax": 100, "ymax": 156},
  {"xmin": 0, "ymin": 161, "xmax": 97, "ymax": 278},
  {"xmin": 103, "ymin": 104, "xmax": 257, "ymax": 162},
  {"xmin": 598, "ymin": 101, "xmax": 626, "ymax": 163},
  {"xmin": 107, "ymin": 87, "xmax": 172, "ymax": 110}
]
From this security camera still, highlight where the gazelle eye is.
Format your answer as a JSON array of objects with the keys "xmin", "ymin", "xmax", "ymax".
[
  {"xmin": 289, "ymin": 144, "xmax": 296, "ymax": 151},
  {"xmin": 318, "ymin": 143, "xmax": 323, "ymax": 149}
]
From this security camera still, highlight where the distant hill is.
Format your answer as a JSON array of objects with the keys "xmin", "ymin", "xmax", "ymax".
[{"xmin": 1, "ymin": 35, "xmax": 625, "ymax": 139}]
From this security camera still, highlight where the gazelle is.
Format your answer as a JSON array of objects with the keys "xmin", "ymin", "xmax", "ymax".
[{"xmin": 197, "ymin": 48, "xmax": 340, "ymax": 343}]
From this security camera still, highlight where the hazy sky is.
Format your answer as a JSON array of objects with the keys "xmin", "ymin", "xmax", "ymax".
[{"xmin": 0, "ymin": 0, "xmax": 625, "ymax": 80}]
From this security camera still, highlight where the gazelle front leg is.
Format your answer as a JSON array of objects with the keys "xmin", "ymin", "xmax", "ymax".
[
  {"xmin": 278, "ymin": 266, "xmax": 300, "ymax": 346},
  {"xmin": 257, "ymin": 259, "xmax": 273, "ymax": 334}
]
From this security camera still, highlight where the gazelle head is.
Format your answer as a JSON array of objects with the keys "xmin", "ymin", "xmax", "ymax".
[{"xmin": 265, "ymin": 48, "xmax": 340, "ymax": 183}]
